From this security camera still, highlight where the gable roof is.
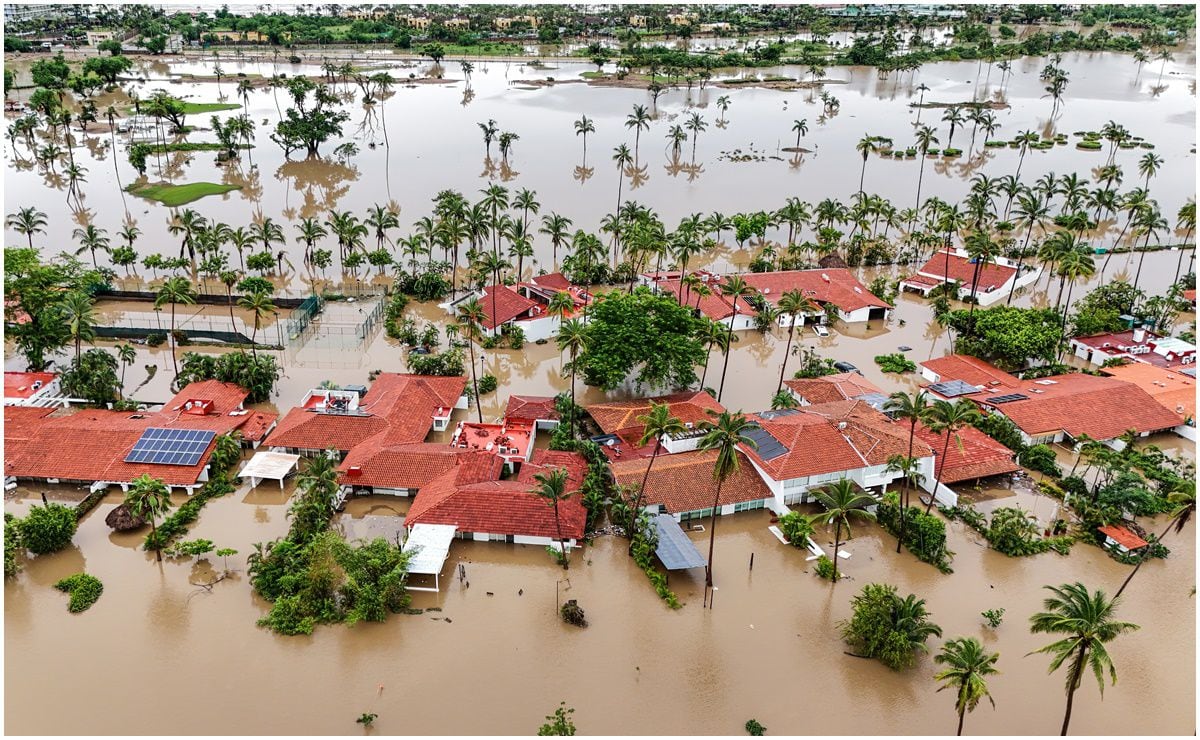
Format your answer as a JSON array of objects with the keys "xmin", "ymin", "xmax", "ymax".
[
  {"xmin": 655, "ymin": 279, "xmax": 758, "ymax": 322},
  {"xmin": 784, "ymin": 372, "xmax": 882, "ymax": 404},
  {"xmin": 405, "ymin": 449, "xmax": 587, "ymax": 540},
  {"xmin": 1101, "ymin": 363, "xmax": 1195, "ymax": 422},
  {"xmin": 265, "ymin": 374, "xmax": 466, "ymax": 452},
  {"xmin": 740, "ymin": 268, "xmax": 889, "ymax": 313},
  {"xmin": 1099, "ymin": 524, "xmax": 1148, "ymax": 550},
  {"xmin": 338, "ymin": 441, "xmax": 478, "ymax": 489},
  {"xmin": 586, "ymin": 390, "xmax": 724, "ymax": 439},
  {"xmin": 479, "ymin": 284, "xmax": 539, "ymax": 330},
  {"xmin": 922, "ymin": 354, "xmax": 1022, "ymax": 391},
  {"xmin": 505, "ymin": 395, "xmax": 561, "ymax": 423},
  {"xmin": 914, "ymin": 251, "xmax": 1016, "ymax": 292},
  {"xmin": 914, "ymin": 422, "xmax": 1020, "ymax": 484},
  {"xmin": 610, "ymin": 448, "xmax": 772, "ymax": 513},
  {"xmin": 530, "ymin": 272, "xmax": 572, "ymax": 290}
]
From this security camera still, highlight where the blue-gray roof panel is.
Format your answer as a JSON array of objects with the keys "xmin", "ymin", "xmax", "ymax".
[{"xmin": 650, "ymin": 514, "xmax": 707, "ymax": 570}]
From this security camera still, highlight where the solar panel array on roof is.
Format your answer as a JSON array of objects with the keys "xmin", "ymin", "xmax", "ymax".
[
  {"xmin": 743, "ymin": 424, "xmax": 787, "ymax": 460},
  {"xmin": 758, "ymin": 408, "xmax": 800, "ymax": 420},
  {"xmin": 928, "ymin": 379, "xmax": 980, "ymax": 398},
  {"xmin": 649, "ymin": 514, "xmax": 707, "ymax": 570},
  {"xmin": 855, "ymin": 392, "xmax": 890, "ymax": 410},
  {"xmin": 125, "ymin": 427, "xmax": 216, "ymax": 466},
  {"xmin": 987, "ymin": 393, "xmax": 1029, "ymax": 404},
  {"xmin": 1182, "ymin": 367, "xmax": 1197, "ymax": 378}
]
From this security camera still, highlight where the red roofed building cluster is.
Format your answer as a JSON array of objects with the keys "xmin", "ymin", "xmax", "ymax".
[
  {"xmin": 4, "ymin": 371, "xmax": 63, "ymax": 408},
  {"xmin": 444, "ymin": 278, "xmax": 587, "ymax": 342},
  {"xmin": 784, "ymin": 372, "xmax": 883, "ymax": 406},
  {"xmin": 610, "ymin": 448, "xmax": 775, "ymax": 520},
  {"xmin": 914, "ymin": 422, "xmax": 1020, "ymax": 484},
  {"xmin": 586, "ymin": 390, "xmax": 724, "ymax": 461},
  {"xmin": 1069, "ymin": 327, "xmax": 1197, "ymax": 370},
  {"xmin": 4, "ymin": 380, "xmax": 276, "ymax": 492},
  {"xmin": 899, "ymin": 249, "xmax": 1038, "ymax": 305}
]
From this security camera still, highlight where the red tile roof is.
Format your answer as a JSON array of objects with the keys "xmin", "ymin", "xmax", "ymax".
[
  {"xmin": 784, "ymin": 372, "xmax": 882, "ymax": 404},
  {"xmin": 505, "ymin": 395, "xmax": 560, "ymax": 422},
  {"xmin": 406, "ymin": 449, "xmax": 587, "ymax": 540},
  {"xmin": 610, "ymin": 448, "xmax": 772, "ymax": 513},
  {"xmin": 741, "ymin": 269, "xmax": 890, "ymax": 313},
  {"xmin": 914, "ymin": 422, "xmax": 1019, "ymax": 484},
  {"xmin": 479, "ymin": 284, "xmax": 539, "ymax": 330},
  {"xmin": 978, "ymin": 373, "xmax": 1182, "ymax": 441},
  {"xmin": 586, "ymin": 390, "xmax": 725, "ymax": 438},
  {"xmin": 4, "ymin": 371, "xmax": 57, "ymax": 399},
  {"xmin": 1102, "ymin": 363, "xmax": 1195, "ymax": 422},
  {"xmin": 921, "ymin": 354, "xmax": 1022, "ymax": 390},
  {"xmin": 1099, "ymin": 525, "xmax": 1148, "ymax": 550},
  {"xmin": 338, "ymin": 441, "xmax": 477, "ymax": 488},
  {"xmin": 913, "ymin": 251, "xmax": 1016, "ymax": 292},
  {"xmin": 531, "ymin": 272, "xmax": 572, "ymax": 290},
  {"xmin": 656, "ymin": 279, "xmax": 758, "ymax": 322},
  {"xmin": 265, "ymin": 374, "xmax": 466, "ymax": 451}
]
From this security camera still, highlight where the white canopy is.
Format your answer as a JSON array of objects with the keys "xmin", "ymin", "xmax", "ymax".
[
  {"xmin": 403, "ymin": 523, "xmax": 456, "ymax": 591},
  {"xmin": 237, "ymin": 451, "xmax": 301, "ymax": 489}
]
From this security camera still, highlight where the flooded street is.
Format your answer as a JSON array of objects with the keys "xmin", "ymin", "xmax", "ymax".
[{"xmin": 4, "ymin": 35, "xmax": 1197, "ymax": 736}]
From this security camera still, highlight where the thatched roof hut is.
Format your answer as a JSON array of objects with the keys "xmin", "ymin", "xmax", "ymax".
[
  {"xmin": 105, "ymin": 503, "xmax": 146, "ymax": 531},
  {"xmin": 818, "ymin": 254, "xmax": 849, "ymax": 269}
]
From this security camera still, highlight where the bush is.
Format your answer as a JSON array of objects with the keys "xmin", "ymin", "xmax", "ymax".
[
  {"xmin": 504, "ymin": 325, "xmax": 525, "ymax": 349},
  {"xmin": 972, "ymin": 413, "xmax": 1026, "ymax": 452},
  {"xmin": 54, "ymin": 573, "xmax": 104, "ymax": 612},
  {"xmin": 942, "ymin": 148, "xmax": 962, "ymax": 157},
  {"xmin": 407, "ymin": 347, "xmax": 465, "ymax": 376},
  {"xmin": 777, "ymin": 511, "xmax": 814, "ymax": 547},
  {"xmin": 4, "ymin": 514, "xmax": 22, "ymax": 578},
  {"xmin": 874, "ymin": 353, "xmax": 916, "ymax": 373},
  {"xmin": 814, "ymin": 554, "xmax": 837, "ymax": 580},
  {"xmin": 144, "ymin": 472, "xmax": 235, "ymax": 551},
  {"xmin": 146, "ymin": 332, "xmax": 167, "ymax": 347},
  {"xmin": 745, "ymin": 719, "xmax": 767, "ymax": 736},
  {"xmin": 1019, "ymin": 444, "xmax": 1062, "ymax": 478},
  {"xmin": 982, "ymin": 607, "xmax": 1005, "ymax": 628},
  {"xmin": 477, "ymin": 374, "xmax": 498, "ymax": 395},
  {"xmin": 876, "ymin": 493, "xmax": 952, "ymax": 572},
  {"xmin": 17, "ymin": 503, "xmax": 77, "ymax": 555},
  {"xmin": 1076, "ymin": 140, "xmax": 1103, "ymax": 150},
  {"xmin": 840, "ymin": 583, "xmax": 941, "ymax": 670}
]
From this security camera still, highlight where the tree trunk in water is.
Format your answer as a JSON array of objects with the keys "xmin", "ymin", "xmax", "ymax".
[
  {"xmin": 956, "ymin": 707, "xmax": 965, "ymax": 736},
  {"xmin": 1116, "ymin": 517, "xmax": 1175, "ymax": 598},
  {"xmin": 716, "ymin": 300, "xmax": 738, "ymax": 402},
  {"xmin": 169, "ymin": 304, "xmax": 179, "ymax": 376},
  {"xmin": 777, "ymin": 320, "xmax": 796, "ymax": 393},
  {"xmin": 1061, "ymin": 645, "xmax": 1088, "ymax": 735},
  {"xmin": 468, "ymin": 340, "xmax": 482, "ymax": 423},
  {"xmin": 554, "ymin": 502, "xmax": 568, "ymax": 570},
  {"xmin": 629, "ymin": 440, "xmax": 661, "ymax": 552},
  {"xmin": 151, "ymin": 517, "xmax": 162, "ymax": 562},
  {"xmin": 832, "ymin": 519, "xmax": 842, "ymax": 582},
  {"xmin": 704, "ymin": 477, "xmax": 724, "ymax": 588}
]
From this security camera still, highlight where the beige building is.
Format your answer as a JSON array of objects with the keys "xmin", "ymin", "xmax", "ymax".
[
  {"xmin": 208, "ymin": 29, "xmax": 270, "ymax": 43},
  {"xmin": 443, "ymin": 17, "xmax": 470, "ymax": 29},
  {"xmin": 628, "ymin": 15, "xmax": 647, "ymax": 27},
  {"xmin": 494, "ymin": 15, "xmax": 539, "ymax": 30},
  {"xmin": 667, "ymin": 12, "xmax": 699, "ymax": 25},
  {"xmin": 86, "ymin": 29, "xmax": 117, "ymax": 46},
  {"xmin": 399, "ymin": 15, "xmax": 431, "ymax": 30}
]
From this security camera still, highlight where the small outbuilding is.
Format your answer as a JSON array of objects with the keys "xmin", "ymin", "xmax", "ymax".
[
  {"xmin": 237, "ymin": 451, "xmax": 301, "ymax": 489},
  {"xmin": 1098, "ymin": 525, "xmax": 1149, "ymax": 554}
]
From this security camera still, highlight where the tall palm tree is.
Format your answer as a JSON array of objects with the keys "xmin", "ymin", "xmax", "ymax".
[
  {"xmin": 811, "ymin": 478, "xmax": 876, "ymax": 582},
  {"xmin": 684, "ymin": 111, "xmax": 706, "ymax": 159},
  {"xmin": 697, "ymin": 410, "xmax": 757, "ymax": 591},
  {"xmin": 923, "ymin": 400, "xmax": 981, "ymax": 514},
  {"xmin": 775, "ymin": 289, "xmax": 816, "ymax": 392},
  {"xmin": 539, "ymin": 212, "xmax": 573, "ymax": 266},
  {"xmin": 612, "ymin": 144, "xmax": 633, "ymax": 217},
  {"xmin": 533, "ymin": 467, "xmax": 573, "ymax": 569},
  {"xmin": 1174, "ymin": 199, "xmax": 1196, "ymax": 282},
  {"xmin": 72, "ymin": 224, "xmax": 111, "ymax": 269},
  {"xmin": 934, "ymin": 637, "xmax": 1000, "ymax": 736},
  {"xmin": 630, "ymin": 403, "xmax": 686, "ymax": 545},
  {"xmin": 625, "ymin": 104, "xmax": 651, "ymax": 159},
  {"xmin": 6, "ymin": 206, "xmax": 48, "ymax": 249},
  {"xmin": 555, "ymin": 319, "xmax": 587, "ymax": 437},
  {"xmin": 116, "ymin": 342, "xmax": 137, "ymax": 393},
  {"xmin": 250, "ymin": 216, "xmax": 285, "ymax": 253},
  {"xmin": 456, "ymin": 297, "xmax": 486, "ymax": 423},
  {"xmin": 715, "ymin": 275, "xmax": 752, "ymax": 403},
  {"xmin": 1028, "ymin": 583, "xmax": 1139, "ymax": 736},
  {"xmin": 237, "ymin": 290, "xmax": 276, "ymax": 357},
  {"xmin": 884, "ymin": 390, "xmax": 929, "ymax": 551},
  {"xmin": 1137, "ymin": 152, "xmax": 1163, "ymax": 191},
  {"xmin": 1009, "ymin": 191, "xmax": 1051, "ymax": 303},
  {"xmin": 573, "ymin": 114, "xmax": 594, "ymax": 160},
  {"xmin": 791, "ymin": 118, "xmax": 808, "ymax": 148},
  {"xmin": 1115, "ymin": 483, "xmax": 1194, "ymax": 597},
  {"xmin": 698, "ymin": 316, "xmax": 728, "ymax": 391},
  {"xmin": 941, "ymin": 105, "xmax": 964, "ymax": 150},
  {"xmin": 477, "ymin": 118, "xmax": 498, "ymax": 158},
  {"xmin": 1130, "ymin": 207, "xmax": 1167, "ymax": 294},
  {"xmin": 125, "ymin": 473, "xmax": 173, "ymax": 562},
  {"xmin": 913, "ymin": 125, "xmax": 939, "ymax": 214},
  {"xmin": 855, "ymin": 133, "xmax": 876, "ymax": 195},
  {"xmin": 60, "ymin": 291, "xmax": 97, "ymax": 363},
  {"xmin": 155, "ymin": 276, "xmax": 196, "ymax": 377}
]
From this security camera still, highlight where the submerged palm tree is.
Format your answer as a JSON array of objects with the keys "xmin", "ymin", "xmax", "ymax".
[
  {"xmin": 456, "ymin": 297, "xmax": 487, "ymax": 423},
  {"xmin": 155, "ymin": 277, "xmax": 195, "ymax": 377},
  {"xmin": 125, "ymin": 474, "xmax": 173, "ymax": 562},
  {"xmin": 934, "ymin": 637, "xmax": 1000, "ymax": 736},
  {"xmin": 697, "ymin": 410, "xmax": 756, "ymax": 592},
  {"xmin": 811, "ymin": 478, "xmax": 875, "ymax": 582},
  {"xmin": 533, "ymin": 467, "xmax": 573, "ymax": 569},
  {"xmin": 629, "ymin": 403, "xmax": 685, "ymax": 546}
]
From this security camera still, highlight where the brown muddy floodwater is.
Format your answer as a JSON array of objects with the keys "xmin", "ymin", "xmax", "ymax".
[{"xmin": 4, "ymin": 40, "xmax": 1197, "ymax": 736}]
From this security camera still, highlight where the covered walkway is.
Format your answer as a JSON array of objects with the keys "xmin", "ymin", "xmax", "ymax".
[
  {"xmin": 649, "ymin": 514, "xmax": 706, "ymax": 570},
  {"xmin": 403, "ymin": 523, "xmax": 457, "ymax": 592}
]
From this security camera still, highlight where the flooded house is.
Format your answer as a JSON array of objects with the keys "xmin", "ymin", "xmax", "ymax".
[
  {"xmin": 586, "ymin": 390, "xmax": 725, "ymax": 461},
  {"xmin": 4, "ymin": 380, "xmax": 276, "ymax": 494},
  {"xmin": 920, "ymin": 354, "xmax": 1182, "ymax": 448},
  {"xmin": 442, "ymin": 284, "xmax": 560, "ymax": 341},
  {"xmin": 1101, "ymin": 362, "xmax": 1196, "ymax": 440},
  {"xmin": 610, "ymin": 447, "xmax": 776, "ymax": 521},
  {"xmin": 783, "ymin": 372, "xmax": 886, "ymax": 407},
  {"xmin": 740, "ymin": 268, "xmax": 892, "ymax": 325},
  {"xmin": 899, "ymin": 248, "xmax": 1040, "ymax": 305},
  {"xmin": 1068, "ymin": 327, "xmax": 1197, "ymax": 369},
  {"xmin": 913, "ymin": 422, "xmax": 1021, "ymax": 485},
  {"xmin": 3, "ymin": 371, "xmax": 65, "ymax": 408}
]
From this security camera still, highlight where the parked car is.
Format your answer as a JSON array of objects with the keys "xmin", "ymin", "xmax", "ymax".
[
  {"xmin": 833, "ymin": 360, "xmax": 859, "ymax": 374},
  {"xmin": 812, "ymin": 324, "xmax": 830, "ymax": 338}
]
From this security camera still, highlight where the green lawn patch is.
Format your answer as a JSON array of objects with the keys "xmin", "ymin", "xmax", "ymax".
[
  {"xmin": 125, "ymin": 102, "xmax": 240, "ymax": 115},
  {"xmin": 126, "ymin": 182, "xmax": 241, "ymax": 207}
]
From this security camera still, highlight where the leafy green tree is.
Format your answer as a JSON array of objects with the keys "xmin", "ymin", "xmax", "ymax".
[
  {"xmin": 81, "ymin": 54, "xmax": 132, "ymax": 85},
  {"xmin": 125, "ymin": 474, "xmax": 173, "ymax": 562},
  {"xmin": 175, "ymin": 351, "xmax": 280, "ymax": 403},
  {"xmin": 4, "ymin": 514, "xmax": 22, "ymax": 577},
  {"xmin": 61, "ymin": 348, "xmax": 120, "ymax": 407},
  {"xmin": 934, "ymin": 637, "xmax": 1000, "ymax": 736},
  {"xmin": 946, "ymin": 306, "xmax": 1064, "ymax": 370},
  {"xmin": 1029, "ymin": 583, "xmax": 1139, "ymax": 736},
  {"xmin": 841, "ymin": 582, "xmax": 943, "ymax": 670},
  {"xmin": 271, "ymin": 76, "xmax": 350, "ymax": 157},
  {"xmin": 16, "ymin": 503, "xmax": 77, "ymax": 556},
  {"xmin": 537, "ymin": 702, "xmax": 576, "ymax": 736}
]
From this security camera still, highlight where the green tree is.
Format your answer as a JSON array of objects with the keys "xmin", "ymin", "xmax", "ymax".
[
  {"xmin": 841, "ymin": 582, "xmax": 943, "ymax": 670},
  {"xmin": 934, "ymin": 637, "xmax": 1000, "ymax": 736},
  {"xmin": 537, "ymin": 702, "xmax": 576, "ymax": 736},
  {"xmin": 812, "ymin": 478, "xmax": 876, "ymax": 582},
  {"xmin": 16, "ymin": 503, "xmax": 77, "ymax": 556},
  {"xmin": 125, "ymin": 474, "xmax": 173, "ymax": 562},
  {"xmin": 533, "ymin": 467, "xmax": 574, "ymax": 570},
  {"xmin": 6, "ymin": 207, "xmax": 48, "ymax": 249},
  {"xmin": 1028, "ymin": 582, "xmax": 1139, "ymax": 736},
  {"xmin": 455, "ymin": 297, "xmax": 486, "ymax": 423},
  {"xmin": 155, "ymin": 276, "xmax": 196, "ymax": 377},
  {"xmin": 556, "ymin": 319, "xmax": 587, "ymax": 436},
  {"xmin": 271, "ymin": 76, "xmax": 350, "ymax": 157},
  {"xmin": 61, "ymin": 348, "xmax": 120, "ymax": 407},
  {"xmin": 697, "ymin": 410, "xmax": 756, "ymax": 590},
  {"xmin": 884, "ymin": 390, "xmax": 929, "ymax": 551},
  {"xmin": 59, "ymin": 290, "xmax": 97, "ymax": 363}
]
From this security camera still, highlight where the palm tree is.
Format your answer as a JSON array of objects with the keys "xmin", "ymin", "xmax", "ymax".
[
  {"xmin": 155, "ymin": 276, "xmax": 196, "ymax": 377},
  {"xmin": 716, "ymin": 275, "xmax": 752, "ymax": 403},
  {"xmin": 934, "ymin": 637, "xmax": 1000, "ymax": 736},
  {"xmin": 698, "ymin": 317, "xmax": 728, "ymax": 391},
  {"xmin": 913, "ymin": 83, "xmax": 930, "ymax": 122},
  {"xmin": 884, "ymin": 390, "xmax": 929, "ymax": 552},
  {"xmin": 696, "ymin": 410, "xmax": 757, "ymax": 591},
  {"xmin": 1155, "ymin": 48, "xmax": 1173, "ymax": 86},
  {"xmin": 791, "ymin": 118, "xmax": 808, "ymax": 148},
  {"xmin": 116, "ymin": 342, "xmax": 137, "ymax": 393},
  {"xmin": 477, "ymin": 118, "xmax": 498, "ymax": 158},
  {"xmin": 625, "ymin": 104, "xmax": 651, "ymax": 159},
  {"xmin": 73, "ymin": 224, "xmax": 110, "ymax": 268},
  {"xmin": 912, "ymin": 125, "xmax": 939, "ymax": 215},
  {"xmin": 684, "ymin": 111, "xmax": 706, "ymax": 159},
  {"xmin": 573, "ymin": 114, "xmax": 594, "ymax": 160},
  {"xmin": 1131, "ymin": 207, "xmax": 1167, "ymax": 294},
  {"xmin": 1174, "ymin": 199, "xmax": 1196, "ymax": 282},
  {"xmin": 237, "ymin": 290, "xmax": 276, "ymax": 357},
  {"xmin": 125, "ymin": 474, "xmax": 173, "ymax": 562},
  {"xmin": 630, "ymin": 403, "xmax": 686, "ymax": 545},
  {"xmin": 455, "ymin": 297, "xmax": 486, "ymax": 423},
  {"xmin": 811, "ymin": 478, "xmax": 876, "ymax": 582},
  {"xmin": 6, "ymin": 207, "xmax": 48, "ymax": 249},
  {"xmin": 539, "ymin": 212, "xmax": 573, "ymax": 266},
  {"xmin": 776, "ymin": 289, "xmax": 816, "ymax": 392},
  {"xmin": 1137, "ymin": 152, "xmax": 1163, "ymax": 191},
  {"xmin": 533, "ymin": 467, "xmax": 573, "ymax": 569},
  {"xmin": 60, "ymin": 291, "xmax": 97, "ymax": 363},
  {"xmin": 923, "ymin": 400, "xmax": 981, "ymax": 514},
  {"xmin": 556, "ymin": 319, "xmax": 587, "ymax": 436},
  {"xmin": 1055, "ymin": 248, "xmax": 1096, "ymax": 347},
  {"xmin": 1115, "ymin": 483, "xmax": 1194, "ymax": 598},
  {"xmin": 612, "ymin": 143, "xmax": 633, "ymax": 219},
  {"xmin": 942, "ymin": 105, "xmax": 964, "ymax": 150},
  {"xmin": 250, "ymin": 216, "xmax": 285, "ymax": 253},
  {"xmin": 855, "ymin": 134, "xmax": 875, "ymax": 195},
  {"xmin": 716, "ymin": 95, "xmax": 731, "ymax": 120},
  {"xmin": 295, "ymin": 217, "xmax": 328, "ymax": 265},
  {"xmin": 1028, "ymin": 582, "xmax": 1139, "ymax": 736}
]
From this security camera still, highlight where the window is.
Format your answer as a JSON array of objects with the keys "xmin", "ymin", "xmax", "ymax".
[{"xmin": 734, "ymin": 499, "xmax": 765, "ymax": 512}]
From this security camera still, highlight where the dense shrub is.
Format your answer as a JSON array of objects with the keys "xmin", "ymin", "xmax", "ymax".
[
  {"xmin": 777, "ymin": 511, "xmax": 814, "ymax": 548},
  {"xmin": 876, "ymin": 493, "xmax": 952, "ymax": 572},
  {"xmin": 407, "ymin": 347, "xmax": 465, "ymax": 376},
  {"xmin": 840, "ymin": 583, "xmax": 942, "ymax": 670},
  {"xmin": 477, "ymin": 374, "xmax": 498, "ymax": 395},
  {"xmin": 54, "ymin": 573, "xmax": 104, "ymax": 612},
  {"xmin": 874, "ymin": 353, "xmax": 917, "ymax": 373},
  {"xmin": 1018, "ymin": 444, "xmax": 1062, "ymax": 478},
  {"xmin": 4, "ymin": 514, "xmax": 22, "ymax": 577},
  {"xmin": 17, "ymin": 503, "xmax": 77, "ymax": 555}
]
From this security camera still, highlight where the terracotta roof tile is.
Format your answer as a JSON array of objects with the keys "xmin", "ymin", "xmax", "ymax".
[
  {"xmin": 741, "ymin": 268, "xmax": 889, "ymax": 313},
  {"xmin": 505, "ymin": 395, "xmax": 561, "ymax": 422},
  {"xmin": 1099, "ymin": 525, "xmax": 1148, "ymax": 550},
  {"xmin": 4, "ymin": 372, "xmax": 57, "ymax": 399},
  {"xmin": 914, "ymin": 422, "xmax": 1019, "ymax": 484},
  {"xmin": 587, "ymin": 391, "xmax": 724, "ymax": 438},
  {"xmin": 656, "ymin": 279, "xmax": 758, "ymax": 322},
  {"xmin": 921, "ymin": 354, "xmax": 1022, "ymax": 390},
  {"xmin": 479, "ymin": 284, "xmax": 539, "ymax": 330},
  {"xmin": 911, "ymin": 251, "xmax": 1016, "ymax": 292},
  {"xmin": 338, "ymin": 441, "xmax": 477, "ymax": 489},
  {"xmin": 1102, "ymin": 363, "xmax": 1195, "ymax": 422},
  {"xmin": 610, "ymin": 449, "xmax": 772, "ymax": 513},
  {"xmin": 784, "ymin": 372, "xmax": 882, "ymax": 404}
]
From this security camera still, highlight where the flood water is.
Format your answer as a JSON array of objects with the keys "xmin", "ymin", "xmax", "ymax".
[{"xmin": 4, "ymin": 41, "xmax": 1197, "ymax": 736}]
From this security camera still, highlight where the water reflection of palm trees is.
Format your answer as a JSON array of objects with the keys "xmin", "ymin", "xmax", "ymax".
[{"xmin": 274, "ymin": 157, "xmax": 359, "ymax": 219}]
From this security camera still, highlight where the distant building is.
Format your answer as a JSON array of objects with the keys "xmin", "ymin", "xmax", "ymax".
[
  {"xmin": 442, "ymin": 284, "xmax": 561, "ymax": 342},
  {"xmin": 442, "ymin": 17, "xmax": 470, "ymax": 29},
  {"xmin": 3, "ymin": 371, "xmax": 63, "ymax": 408},
  {"xmin": 85, "ymin": 29, "xmax": 120, "ymax": 46},
  {"xmin": 1069, "ymin": 328, "xmax": 1196, "ymax": 370},
  {"xmin": 899, "ymin": 249, "xmax": 1040, "ymax": 305},
  {"xmin": 627, "ymin": 15, "xmax": 648, "ymax": 27},
  {"xmin": 783, "ymin": 372, "xmax": 883, "ymax": 407},
  {"xmin": 3, "ymin": 4, "xmax": 64, "ymax": 23},
  {"xmin": 666, "ymin": 12, "xmax": 698, "ymax": 25},
  {"xmin": 494, "ymin": 15, "xmax": 539, "ymax": 30}
]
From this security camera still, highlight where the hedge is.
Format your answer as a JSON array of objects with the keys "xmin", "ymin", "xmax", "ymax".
[{"xmin": 54, "ymin": 573, "xmax": 104, "ymax": 612}]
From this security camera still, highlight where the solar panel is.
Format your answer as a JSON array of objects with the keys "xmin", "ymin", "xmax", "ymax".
[
  {"xmin": 928, "ymin": 379, "xmax": 980, "ymax": 398},
  {"xmin": 988, "ymin": 393, "xmax": 1029, "ymax": 404},
  {"xmin": 743, "ymin": 424, "xmax": 787, "ymax": 461},
  {"xmin": 125, "ymin": 427, "xmax": 217, "ymax": 466},
  {"xmin": 758, "ymin": 408, "xmax": 800, "ymax": 420},
  {"xmin": 855, "ymin": 392, "xmax": 890, "ymax": 410}
]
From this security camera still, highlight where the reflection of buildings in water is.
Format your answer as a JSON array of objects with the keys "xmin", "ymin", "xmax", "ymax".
[{"xmin": 274, "ymin": 157, "xmax": 360, "ymax": 219}]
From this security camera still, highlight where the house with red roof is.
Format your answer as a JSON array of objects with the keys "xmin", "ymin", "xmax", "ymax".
[
  {"xmin": 740, "ymin": 401, "xmax": 936, "ymax": 512},
  {"xmin": 4, "ymin": 380, "xmax": 275, "ymax": 493},
  {"xmin": 741, "ymin": 268, "xmax": 892, "ymax": 325},
  {"xmin": 442, "ymin": 283, "xmax": 560, "ymax": 341},
  {"xmin": 505, "ymin": 395, "xmax": 561, "ymax": 430},
  {"xmin": 610, "ymin": 448, "xmax": 775, "ymax": 521},
  {"xmin": 338, "ymin": 442, "xmax": 484, "ymax": 496},
  {"xmin": 4, "ymin": 371, "xmax": 64, "ymax": 408},
  {"xmin": 586, "ymin": 390, "xmax": 724, "ymax": 461},
  {"xmin": 1098, "ymin": 524, "xmax": 1148, "ymax": 554},
  {"xmin": 783, "ymin": 372, "xmax": 884, "ymax": 406},
  {"xmin": 1069, "ymin": 327, "xmax": 1196, "ymax": 370},
  {"xmin": 266, "ymin": 374, "xmax": 468, "ymax": 456},
  {"xmin": 514, "ymin": 273, "xmax": 594, "ymax": 327},
  {"xmin": 654, "ymin": 278, "xmax": 758, "ymax": 331},
  {"xmin": 899, "ymin": 249, "xmax": 1038, "ymax": 305},
  {"xmin": 920, "ymin": 355, "xmax": 1181, "ymax": 447},
  {"xmin": 914, "ymin": 422, "xmax": 1020, "ymax": 484},
  {"xmin": 405, "ymin": 449, "xmax": 589, "ymax": 548}
]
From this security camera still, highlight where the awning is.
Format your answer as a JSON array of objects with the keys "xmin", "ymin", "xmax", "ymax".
[
  {"xmin": 650, "ymin": 514, "xmax": 706, "ymax": 570},
  {"xmin": 403, "ymin": 523, "xmax": 457, "ymax": 591},
  {"xmin": 237, "ymin": 451, "xmax": 300, "ymax": 489}
]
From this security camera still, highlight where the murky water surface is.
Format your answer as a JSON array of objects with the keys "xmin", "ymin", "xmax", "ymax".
[{"xmin": 4, "ymin": 42, "xmax": 1196, "ymax": 735}]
